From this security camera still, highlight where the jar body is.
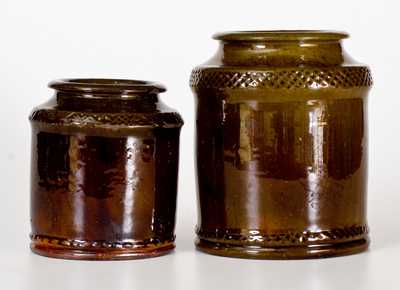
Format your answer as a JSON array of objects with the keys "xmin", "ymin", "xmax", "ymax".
[
  {"xmin": 29, "ymin": 79, "xmax": 183, "ymax": 260},
  {"xmin": 190, "ymin": 31, "xmax": 372, "ymax": 259}
]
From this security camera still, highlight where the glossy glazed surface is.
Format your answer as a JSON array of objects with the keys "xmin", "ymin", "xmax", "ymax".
[
  {"xmin": 29, "ymin": 79, "xmax": 183, "ymax": 260},
  {"xmin": 190, "ymin": 31, "xmax": 372, "ymax": 259}
]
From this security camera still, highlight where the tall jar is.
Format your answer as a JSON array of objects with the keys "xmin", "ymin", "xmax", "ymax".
[
  {"xmin": 190, "ymin": 31, "xmax": 372, "ymax": 259},
  {"xmin": 29, "ymin": 79, "xmax": 183, "ymax": 260}
]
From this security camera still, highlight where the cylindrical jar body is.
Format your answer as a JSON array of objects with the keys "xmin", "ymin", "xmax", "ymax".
[
  {"xmin": 29, "ymin": 79, "xmax": 183, "ymax": 260},
  {"xmin": 190, "ymin": 31, "xmax": 372, "ymax": 259}
]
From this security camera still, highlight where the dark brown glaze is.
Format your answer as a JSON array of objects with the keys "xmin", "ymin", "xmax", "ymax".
[
  {"xmin": 190, "ymin": 31, "xmax": 372, "ymax": 259},
  {"xmin": 29, "ymin": 79, "xmax": 183, "ymax": 260}
]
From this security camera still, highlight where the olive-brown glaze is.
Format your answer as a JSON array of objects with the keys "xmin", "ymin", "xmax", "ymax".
[
  {"xmin": 190, "ymin": 31, "xmax": 372, "ymax": 259},
  {"xmin": 29, "ymin": 79, "xmax": 183, "ymax": 260}
]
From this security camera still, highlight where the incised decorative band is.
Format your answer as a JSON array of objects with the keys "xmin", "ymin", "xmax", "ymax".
[
  {"xmin": 197, "ymin": 225, "xmax": 368, "ymax": 246},
  {"xmin": 30, "ymin": 110, "xmax": 183, "ymax": 128},
  {"xmin": 30, "ymin": 234, "xmax": 175, "ymax": 249},
  {"xmin": 190, "ymin": 67, "xmax": 372, "ymax": 89}
]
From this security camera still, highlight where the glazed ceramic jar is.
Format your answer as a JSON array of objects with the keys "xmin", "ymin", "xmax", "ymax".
[
  {"xmin": 190, "ymin": 31, "xmax": 372, "ymax": 259},
  {"xmin": 29, "ymin": 79, "xmax": 183, "ymax": 260}
]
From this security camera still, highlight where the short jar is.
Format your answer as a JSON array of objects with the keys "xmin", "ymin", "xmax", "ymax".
[{"xmin": 29, "ymin": 79, "xmax": 183, "ymax": 260}]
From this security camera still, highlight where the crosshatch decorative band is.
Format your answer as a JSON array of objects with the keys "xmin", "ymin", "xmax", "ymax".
[
  {"xmin": 190, "ymin": 67, "xmax": 372, "ymax": 89},
  {"xmin": 30, "ymin": 110, "xmax": 183, "ymax": 128},
  {"xmin": 197, "ymin": 225, "xmax": 368, "ymax": 245},
  {"xmin": 30, "ymin": 234, "xmax": 175, "ymax": 249}
]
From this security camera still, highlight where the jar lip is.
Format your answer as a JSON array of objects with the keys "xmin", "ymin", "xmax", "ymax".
[
  {"xmin": 49, "ymin": 78, "xmax": 166, "ymax": 94},
  {"xmin": 213, "ymin": 30, "xmax": 349, "ymax": 42}
]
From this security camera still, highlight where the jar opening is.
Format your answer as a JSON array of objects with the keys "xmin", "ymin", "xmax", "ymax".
[
  {"xmin": 49, "ymin": 78, "xmax": 166, "ymax": 95},
  {"xmin": 213, "ymin": 30, "xmax": 349, "ymax": 42}
]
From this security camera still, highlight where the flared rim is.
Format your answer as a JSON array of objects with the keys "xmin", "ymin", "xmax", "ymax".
[
  {"xmin": 49, "ymin": 78, "xmax": 166, "ymax": 94},
  {"xmin": 213, "ymin": 30, "xmax": 349, "ymax": 42}
]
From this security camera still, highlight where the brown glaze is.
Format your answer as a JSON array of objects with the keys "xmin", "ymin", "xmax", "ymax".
[
  {"xmin": 190, "ymin": 31, "xmax": 372, "ymax": 259},
  {"xmin": 29, "ymin": 79, "xmax": 183, "ymax": 260}
]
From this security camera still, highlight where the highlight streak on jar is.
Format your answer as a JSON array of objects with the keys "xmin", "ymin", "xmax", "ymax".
[
  {"xmin": 68, "ymin": 134, "xmax": 87, "ymax": 236},
  {"xmin": 306, "ymin": 102, "xmax": 326, "ymax": 231},
  {"xmin": 122, "ymin": 137, "xmax": 138, "ymax": 235}
]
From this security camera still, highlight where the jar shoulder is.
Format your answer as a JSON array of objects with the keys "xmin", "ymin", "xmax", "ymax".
[
  {"xmin": 191, "ymin": 40, "xmax": 372, "ymax": 90},
  {"xmin": 29, "ymin": 98, "xmax": 184, "ymax": 129}
]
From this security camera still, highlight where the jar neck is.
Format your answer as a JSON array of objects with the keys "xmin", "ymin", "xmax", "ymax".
[
  {"xmin": 55, "ymin": 92, "xmax": 160, "ymax": 112},
  {"xmin": 212, "ymin": 31, "xmax": 349, "ymax": 67},
  {"xmin": 218, "ymin": 41, "xmax": 344, "ymax": 66},
  {"xmin": 49, "ymin": 79, "xmax": 165, "ymax": 112}
]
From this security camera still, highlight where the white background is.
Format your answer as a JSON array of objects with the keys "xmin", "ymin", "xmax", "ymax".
[{"xmin": 0, "ymin": 0, "xmax": 398, "ymax": 289}]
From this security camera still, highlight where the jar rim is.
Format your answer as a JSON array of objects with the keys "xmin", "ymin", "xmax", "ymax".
[
  {"xmin": 213, "ymin": 30, "xmax": 349, "ymax": 42},
  {"xmin": 49, "ymin": 78, "xmax": 166, "ymax": 94}
]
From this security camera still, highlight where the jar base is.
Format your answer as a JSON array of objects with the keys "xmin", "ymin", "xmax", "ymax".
[
  {"xmin": 195, "ymin": 237, "xmax": 369, "ymax": 259},
  {"xmin": 30, "ymin": 236, "xmax": 175, "ymax": 260}
]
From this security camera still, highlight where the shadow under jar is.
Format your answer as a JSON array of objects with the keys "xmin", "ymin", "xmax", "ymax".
[
  {"xmin": 190, "ymin": 31, "xmax": 372, "ymax": 259},
  {"xmin": 29, "ymin": 79, "xmax": 183, "ymax": 260}
]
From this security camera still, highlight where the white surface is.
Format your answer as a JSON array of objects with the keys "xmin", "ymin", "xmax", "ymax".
[{"xmin": 0, "ymin": 0, "xmax": 399, "ymax": 289}]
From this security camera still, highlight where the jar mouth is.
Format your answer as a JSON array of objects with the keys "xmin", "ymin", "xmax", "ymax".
[
  {"xmin": 49, "ymin": 78, "xmax": 166, "ymax": 95},
  {"xmin": 213, "ymin": 30, "xmax": 349, "ymax": 42}
]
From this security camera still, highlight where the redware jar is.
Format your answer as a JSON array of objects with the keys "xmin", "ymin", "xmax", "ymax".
[
  {"xmin": 29, "ymin": 79, "xmax": 183, "ymax": 260},
  {"xmin": 190, "ymin": 31, "xmax": 372, "ymax": 259}
]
